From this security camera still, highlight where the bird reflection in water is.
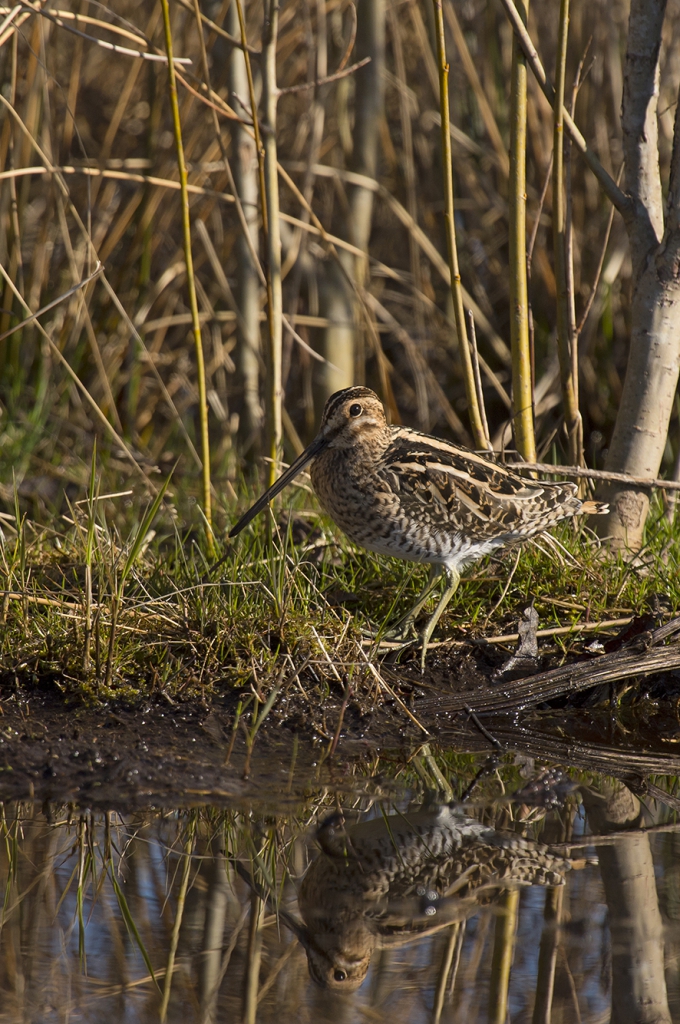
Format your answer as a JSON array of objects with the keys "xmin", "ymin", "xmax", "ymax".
[{"xmin": 297, "ymin": 803, "xmax": 583, "ymax": 992}]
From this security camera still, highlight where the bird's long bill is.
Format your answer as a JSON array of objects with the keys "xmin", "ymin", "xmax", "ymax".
[{"xmin": 229, "ymin": 436, "xmax": 328, "ymax": 537}]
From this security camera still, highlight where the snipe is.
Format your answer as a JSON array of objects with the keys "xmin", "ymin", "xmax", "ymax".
[{"xmin": 230, "ymin": 387, "xmax": 607, "ymax": 667}]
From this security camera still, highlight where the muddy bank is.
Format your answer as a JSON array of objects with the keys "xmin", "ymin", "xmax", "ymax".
[{"xmin": 2, "ymin": 639, "xmax": 680, "ymax": 809}]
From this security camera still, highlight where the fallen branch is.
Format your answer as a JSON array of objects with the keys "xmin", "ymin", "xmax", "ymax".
[{"xmin": 418, "ymin": 616, "xmax": 680, "ymax": 714}]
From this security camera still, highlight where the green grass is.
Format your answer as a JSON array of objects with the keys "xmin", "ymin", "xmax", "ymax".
[{"xmin": 1, "ymin": 464, "xmax": 679, "ymax": 712}]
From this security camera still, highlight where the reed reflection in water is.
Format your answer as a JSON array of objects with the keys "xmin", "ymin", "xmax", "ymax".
[{"xmin": 0, "ymin": 780, "xmax": 678, "ymax": 1023}]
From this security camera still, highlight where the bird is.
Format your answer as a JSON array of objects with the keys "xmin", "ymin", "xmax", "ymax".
[
  {"xmin": 297, "ymin": 804, "xmax": 583, "ymax": 991},
  {"xmin": 229, "ymin": 386, "xmax": 608, "ymax": 668}
]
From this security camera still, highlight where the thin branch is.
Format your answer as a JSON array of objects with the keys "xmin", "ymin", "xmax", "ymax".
[
  {"xmin": 277, "ymin": 56, "xmax": 370, "ymax": 96},
  {"xmin": 513, "ymin": 461, "xmax": 680, "ymax": 491},
  {"xmin": 173, "ymin": 0, "xmax": 261, "ymax": 54},
  {"xmin": 174, "ymin": 70, "xmax": 253, "ymax": 125},
  {"xmin": 576, "ymin": 179, "xmax": 619, "ymax": 335},
  {"xmin": 261, "ymin": 0, "xmax": 283, "ymax": 482},
  {"xmin": 12, "ymin": 6, "xmax": 150, "ymax": 48},
  {"xmin": 336, "ymin": 1, "xmax": 357, "ymax": 72}
]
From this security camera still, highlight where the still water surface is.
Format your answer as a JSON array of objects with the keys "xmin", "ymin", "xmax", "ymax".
[{"xmin": 1, "ymin": 751, "xmax": 679, "ymax": 1023}]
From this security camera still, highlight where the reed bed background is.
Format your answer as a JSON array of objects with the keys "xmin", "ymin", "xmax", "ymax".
[
  {"xmin": 2, "ymin": 0, "xmax": 680, "ymax": 700},
  {"xmin": 4, "ymin": 0, "xmax": 680, "ymax": 515}
]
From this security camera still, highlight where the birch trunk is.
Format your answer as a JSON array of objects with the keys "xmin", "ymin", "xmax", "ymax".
[
  {"xmin": 595, "ymin": 0, "xmax": 680, "ymax": 549},
  {"xmin": 581, "ymin": 781, "xmax": 671, "ymax": 1024}
]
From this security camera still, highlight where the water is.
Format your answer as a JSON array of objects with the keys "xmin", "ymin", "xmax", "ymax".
[{"xmin": 1, "ymin": 744, "xmax": 679, "ymax": 1024}]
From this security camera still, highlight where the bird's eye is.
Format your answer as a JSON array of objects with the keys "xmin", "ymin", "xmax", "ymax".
[
  {"xmin": 333, "ymin": 969, "xmax": 347, "ymax": 982},
  {"xmin": 349, "ymin": 403, "xmax": 362, "ymax": 417}
]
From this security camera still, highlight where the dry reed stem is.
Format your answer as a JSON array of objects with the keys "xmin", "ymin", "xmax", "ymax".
[
  {"xmin": 19, "ymin": 5, "xmax": 191, "ymax": 63},
  {"xmin": 532, "ymin": 886, "xmax": 564, "ymax": 1024},
  {"xmin": 432, "ymin": 0, "xmax": 488, "ymax": 451},
  {"xmin": 508, "ymin": 0, "xmax": 536, "ymax": 465},
  {"xmin": 159, "ymin": 0, "xmax": 213, "ymax": 555},
  {"xmin": 553, "ymin": 0, "xmax": 582, "ymax": 467},
  {"xmin": 514, "ymin": 461, "xmax": 680, "ymax": 491},
  {"xmin": 467, "ymin": 309, "xmax": 491, "ymax": 451},
  {"xmin": 160, "ymin": 829, "xmax": 194, "ymax": 1022},
  {"xmin": 262, "ymin": 0, "xmax": 283, "ymax": 482},
  {"xmin": 499, "ymin": 0, "xmax": 629, "ymax": 213},
  {"xmin": 444, "ymin": 2, "xmax": 509, "ymax": 178}
]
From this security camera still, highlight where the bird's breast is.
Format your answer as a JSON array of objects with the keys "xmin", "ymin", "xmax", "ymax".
[{"xmin": 310, "ymin": 447, "xmax": 393, "ymax": 522}]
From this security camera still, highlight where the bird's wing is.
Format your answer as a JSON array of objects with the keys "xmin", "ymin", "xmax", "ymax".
[{"xmin": 380, "ymin": 434, "xmax": 575, "ymax": 528}]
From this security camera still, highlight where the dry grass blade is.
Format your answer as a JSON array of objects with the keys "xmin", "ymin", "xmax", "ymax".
[{"xmin": 0, "ymin": 263, "xmax": 102, "ymax": 343}]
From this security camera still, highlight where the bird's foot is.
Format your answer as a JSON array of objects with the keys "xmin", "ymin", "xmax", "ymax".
[
  {"xmin": 383, "ymin": 618, "xmax": 419, "ymax": 642},
  {"xmin": 361, "ymin": 616, "xmax": 419, "ymax": 643}
]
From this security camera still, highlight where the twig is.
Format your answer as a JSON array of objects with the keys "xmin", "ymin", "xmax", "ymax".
[
  {"xmin": 359, "ymin": 652, "xmax": 431, "ymax": 736},
  {"xmin": 512, "ymin": 461, "xmax": 680, "ymax": 492},
  {"xmin": 465, "ymin": 709, "xmax": 503, "ymax": 749},
  {"xmin": 174, "ymin": 69, "xmax": 253, "ymax": 125},
  {"xmin": 173, "ymin": 0, "xmax": 261, "ymax": 54},
  {"xmin": 336, "ymin": 1, "xmax": 357, "ymax": 72},
  {"xmin": 261, "ymin": 0, "xmax": 283, "ymax": 483},
  {"xmin": 576, "ymin": 166, "xmax": 623, "ymax": 336},
  {"xmin": 160, "ymin": 830, "xmax": 194, "ymax": 1022},
  {"xmin": 482, "ymin": 617, "xmax": 633, "ymax": 645},
  {"xmin": 9, "ymin": 7, "xmax": 150, "ymax": 48},
  {"xmin": 527, "ymin": 152, "xmax": 553, "ymax": 278},
  {"xmin": 277, "ymin": 56, "xmax": 370, "ymax": 95},
  {"xmin": 483, "ymin": 547, "xmax": 522, "ymax": 627}
]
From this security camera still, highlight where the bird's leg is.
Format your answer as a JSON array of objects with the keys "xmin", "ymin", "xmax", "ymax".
[
  {"xmin": 419, "ymin": 566, "xmax": 460, "ymax": 672},
  {"xmin": 384, "ymin": 565, "xmax": 443, "ymax": 640}
]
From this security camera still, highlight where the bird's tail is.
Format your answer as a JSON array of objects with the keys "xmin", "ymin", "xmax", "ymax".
[{"xmin": 579, "ymin": 500, "xmax": 609, "ymax": 515}]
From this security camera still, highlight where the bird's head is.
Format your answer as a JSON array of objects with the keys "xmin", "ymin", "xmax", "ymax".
[
  {"xmin": 317, "ymin": 387, "xmax": 388, "ymax": 450},
  {"xmin": 228, "ymin": 387, "xmax": 388, "ymax": 537}
]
